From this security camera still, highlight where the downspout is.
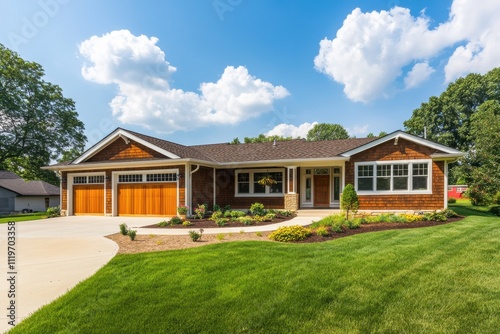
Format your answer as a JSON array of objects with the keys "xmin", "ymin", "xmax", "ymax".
[{"xmin": 190, "ymin": 164, "xmax": 200, "ymax": 215}]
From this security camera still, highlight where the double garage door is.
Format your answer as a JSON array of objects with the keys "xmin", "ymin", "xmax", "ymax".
[{"xmin": 72, "ymin": 173, "xmax": 177, "ymax": 216}]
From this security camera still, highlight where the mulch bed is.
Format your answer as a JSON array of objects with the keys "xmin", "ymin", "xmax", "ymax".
[
  {"xmin": 142, "ymin": 215, "xmax": 294, "ymax": 229},
  {"xmin": 299, "ymin": 217, "xmax": 464, "ymax": 243}
]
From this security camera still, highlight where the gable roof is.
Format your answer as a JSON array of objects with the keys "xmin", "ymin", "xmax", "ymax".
[
  {"xmin": 72, "ymin": 128, "xmax": 214, "ymax": 164},
  {"xmin": 48, "ymin": 128, "xmax": 464, "ymax": 170},
  {"xmin": 0, "ymin": 171, "xmax": 60, "ymax": 196},
  {"xmin": 341, "ymin": 130, "xmax": 464, "ymax": 158}
]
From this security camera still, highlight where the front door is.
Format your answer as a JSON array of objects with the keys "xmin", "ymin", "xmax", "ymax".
[{"xmin": 314, "ymin": 175, "xmax": 330, "ymax": 207}]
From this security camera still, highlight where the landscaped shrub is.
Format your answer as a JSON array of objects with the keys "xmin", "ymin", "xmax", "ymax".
[
  {"xmin": 467, "ymin": 185, "xmax": 491, "ymax": 206},
  {"xmin": 448, "ymin": 198, "xmax": 457, "ymax": 204},
  {"xmin": 387, "ymin": 214, "xmax": 408, "ymax": 223},
  {"xmin": 229, "ymin": 210, "xmax": 247, "ymax": 218},
  {"xmin": 250, "ymin": 202, "xmax": 266, "ymax": 216},
  {"xmin": 346, "ymin": 219, "xmax": 361, "ymax": 229},
  {"xmin": 169, "ymin": 216, "xmax": 183, "ymax": 225},
  {"xmin": 315, "ymin": 226, "xmax": 330, "ymax": 237},
  {"xmin": 214, "ymin": 218, "xmax": 229, "ymax": 227},
  {"xmin": 275, "ymin": 210, "xmax": 294, "ymax": 217},
  {"xmin": 352, "ymin": 217, "xmax": 367, "ymax": 225},
  {"xmin": 264, "ymin": 213, "xmax": 276, "ymax": 221},
  {"xmin": 442, "ymin": 209, "xmax": 459, "ymax": 218},
  {"xmin": 236, "ymin": 216, "xmax": 254, "ymax": 225},
  {"xmin": 46, "ymin": 206, "xmax": 60, "ymax": 218},
  {"xmin": 182, "ymin": 221, "xmax": 192, "ymax": 226},
  {"xmin": 210, "ymin": 211, "xmax": 223, "ymax": 220},
  {"xmin": 158, "ymin": 220, "xmax": 169, "ymax": 227},
  {"xmin": 128, "ymin": 229, "xmax": 137, "ymax": 241},
  {"xmin": 341, "ymin": 184, "xmax": 359, "ymax": 219},
  {"xmin": 268, "ymin": 225, "xmax": 312, "ymax": 242},
  {"xmin": 194, "ymin": 204, "xmax": 206, "ymax": 219},
  {"xmin": 493, "ymin": 192, "xmax": 500, "ymax": 205},
  {"xmin": 331, "ymin": 221, "xmax": 345, "ymax": 233},
  {"xmin": 488, "ymin": 205, "xmax": 500, "ymax": 216},
  {"xmin": 213, "ymin": 204, "xmax": 221, "ymax": 213},
  {"xmin": 119, "ymin": 223, "xmax": 129, "ymax": 235},
  {"xmin": 400, "ymin": 214, "xmax": 424, "ymax": 222},
  {"xmin": 189, "ymin": 229, "xmax": 204, "ymax": 242},
  {"xmin": 424, "ymin": 211, "xmax": 447, "ymax": 222},
  {"xmin": 311, "ymin": 214, "xmax": 346, "ymax": 228}
]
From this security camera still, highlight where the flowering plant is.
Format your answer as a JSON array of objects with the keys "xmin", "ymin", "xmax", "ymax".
[
  {"xmin": 177, "ymin": 205, "xmax": 189, "ymax": 214},
  {"xmin": 258, "ymin": 175, "xmax": 277, "ymax": 187},
  {"xmin": 194, "ymin": 204, "xmax": 206, "ymax": 219}
]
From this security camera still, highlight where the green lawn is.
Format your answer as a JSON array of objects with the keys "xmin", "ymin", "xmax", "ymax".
[
  {"xmin": 10, "ymin": 206, "xmax": 500, "ymax": 333},
  {"xmin": 0, "ymin": 212, "xmax": 48, "ymax": 224}
]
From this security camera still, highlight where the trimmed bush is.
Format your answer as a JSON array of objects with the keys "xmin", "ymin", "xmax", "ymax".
[
  {"xmin": 128, "ymin": 230, "xmax": 137, "ymax": 241},
  {"xmin": 182, "ymin": 221, "xmax": 192, "ymax": 226},
  {"xmin": 269, "ymin": 225, "xmax": 312, "ymax": 242},
  {"xmin": 214, "ymin": 218, "xmax": 229, "ymax": 227},
  {"xmin": 442, "ymin": 209, "xmax": 459, "ymax": 218},
  {"xmin": 236, "ymin": 216, "xmax": 254, "ymax": 225},
  {"xmin": 229, "ymin": 210, "xmax": 247, "ymax": 218},
  {"xmin": 424, "ymin": 211, "xmax": 447, "ymax": 222},
  {"xmin": 489, "ymin": 206, "xmax": 500, "ymax": 216},
  {"xmin": 169, "ymin": 216, "xmax": 183, "ymax": 225},
  {"xmin": 311, "ymin": 214, "xmax": 347, "ymax": 228},
  {"xmin": 315, "ymin": 226, "xmax": 330, "ymax": 237},
  {"xmin": 119, "ymin": 223, "xmax": 128, "ymax": 235},
  {"xmin": 448, "ymin": 198, "xmax": 457, "ymax": 204},
  {"xmin": 264, "ymin": 213, "xmax": 276, "ymax": 221},
  {"xmin": 341, "ymin": 184, "xmax": 359, "ymax": 219},
  {"xmin": 346, "ymin": 219, "xmax": 361, "ymax": 229},
  {"xmin": 210, "ymin": 211, "xmax": 223, "ymax": 220},
  {"xmin": 250, "ymin": 202, "xmax": 266, "ymax": 216},
  {"xmin": 158, "ymin": 220, "xmax": 169, "ymax": 227},
  {"xmin": 46, "ymin": 206, "xmax": 60, "ymax": 218},
  {"xmin": 189, "ymin": 229, "xmax": 204, "ymax": 242}
]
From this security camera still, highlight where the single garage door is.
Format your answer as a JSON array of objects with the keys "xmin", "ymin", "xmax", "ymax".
[
  {"xmin": 73, "ymin": 184, "xmax": 104, "ymax": 215},
  {"xmin": 118, "ymin": 183, "xmax": 177, "ymax": 216}
]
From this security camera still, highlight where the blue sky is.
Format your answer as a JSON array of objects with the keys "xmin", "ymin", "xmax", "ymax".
[{"xmin": 1, "ymin": 0, "xmax": 499, "ymax": 147}]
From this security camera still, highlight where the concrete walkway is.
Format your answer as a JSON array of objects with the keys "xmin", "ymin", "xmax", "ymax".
[{"xmin": 0, "ymin": 214, "xmax": 326, "ymax": 332}]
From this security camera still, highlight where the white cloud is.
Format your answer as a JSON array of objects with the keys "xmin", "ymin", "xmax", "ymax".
[
  {"xmin": 79, "ymin": 30, "xmax": 289, "ymax": 132},
  {"xmin": 347, "ymin": 124, "xmax": 369, "ymax": 136},
  {"xmin": 315, "ymin": 0, "xmax": 500, "ymax": 102},
  {"xmin": 265, "ymin": 122, "xmax": 318, "ymax": 138},
  {"xmin": 404, "ymin": 62, "xmax": 435, "ymax": 89}
]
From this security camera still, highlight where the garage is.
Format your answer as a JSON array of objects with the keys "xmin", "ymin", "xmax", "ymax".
[
  {"xmin": 73, "ymin": 184, "xmax": 104, "ymax": 215},
  {"xmin": 116, "ymin": 171, "xmax": 178, "ymax": 216}
]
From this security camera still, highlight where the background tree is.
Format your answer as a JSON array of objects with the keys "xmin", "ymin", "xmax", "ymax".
[
  {"xmin": 464, "ymin": 100, "xmax": 500, "ymax": 204},
  {"xmin": 0, "ymin": 44, "xmax": 86, "ymax": 185},
  {"xmin": 404, "ymin": 67, "xmax": 500, "ymax": 187},
  {"xmin": 306, "ymin": 123, "xmax": 349, "ymax": 141},
  {"xmin": 240, "ymin": 134, "xmax": 293, "ymax": 143}
]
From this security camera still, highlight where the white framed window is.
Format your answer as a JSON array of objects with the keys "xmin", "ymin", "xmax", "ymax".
[
  {"xmin": 235, "ymin": 169, "xmax": 285, "ymax": 197},
  {"xmin": 355, "ymin": 160, "xmax": 432, "ymax": 195},
  {"xmin": 73, "ymin": 175, "xmax": 105, "ymax": 184}
]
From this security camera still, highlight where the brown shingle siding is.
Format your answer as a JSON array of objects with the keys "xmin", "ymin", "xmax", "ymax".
[
  {"xmin": 86, "ymin": 139, "xmax": 166, "ymax": 162},
  {"xmin": 345, "ymin": 139, "xmax": 445, "ymax": 211}
]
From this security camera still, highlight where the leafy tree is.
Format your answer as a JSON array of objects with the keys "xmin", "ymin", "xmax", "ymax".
[
  {"xmin": 466, "ymin": 100, "xmax": 500, "ymax": 204},
  {"xmin": 341, "ymin": 184, "xmax": 359, "ymax": 219},
  {"xmin": 378, "ymin": 131, "xmax": 388, "ymax": 137},
  {"xmin": 367, "ymin": 133, "xmax": 375, "ymax": 138},
  {"xmin": 404, "ymin": 68, "xmax": 500, "ymax": 151},
  {"xmin": 230, "ymin": 137, "xmax": 241, "ymax": 144},
  {"xmin": 306, "ymin": 123, "xmax": 349, "ymax": 141},
  {"xmin": 0, "ymin": 44, "xmax": 86, "ymax": 184},
  {"xmin": 243, "ymin": 134, "xmax": 293, "ymax": 143}
]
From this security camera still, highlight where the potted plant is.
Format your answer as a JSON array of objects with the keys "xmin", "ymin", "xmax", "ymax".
[
  {"xmin": 258, "ymin": 175, "xmax": 277, "ymax": 187},
  {"xmin": 177, "ymin": 205, "xmax": 188, "ymax": 219}
]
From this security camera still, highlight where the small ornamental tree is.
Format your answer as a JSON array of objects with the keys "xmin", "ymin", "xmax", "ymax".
[{"xmin": 341, "ymin": 184, "xmax": 359, "ymax": 220}]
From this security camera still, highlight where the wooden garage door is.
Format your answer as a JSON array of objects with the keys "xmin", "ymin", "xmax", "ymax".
[
  {"xmin": 118, "ymin": 183, "xmax": 177, "ymax": 216},
  {"xmin": 73, "ymin": 184, "xmax": 104, "ymax": 215}
]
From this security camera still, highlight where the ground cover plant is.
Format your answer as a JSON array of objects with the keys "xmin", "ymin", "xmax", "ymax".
[
  {"xmin": 0, "ymin": 212, "xmax": 50, "ymax": 224},
  {"xmin": 10, "ymin": 202, "xmax": 499, "ymax": 333}
]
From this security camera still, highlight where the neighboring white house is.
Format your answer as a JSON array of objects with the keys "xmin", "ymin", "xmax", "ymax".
[{"xmin": 0, "ymin": 171, "xmax": 60, "ymax": 214}]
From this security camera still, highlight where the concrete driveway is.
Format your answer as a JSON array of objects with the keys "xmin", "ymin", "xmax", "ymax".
[{"xmin": 0, "ymin": 216, "xmax": 154, "ymax": 333}]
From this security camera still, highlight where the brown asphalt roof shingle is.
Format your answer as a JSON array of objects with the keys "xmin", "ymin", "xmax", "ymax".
[{"xmin": 191, "ymin": 137, "xmax": 377, "ymax": 163}]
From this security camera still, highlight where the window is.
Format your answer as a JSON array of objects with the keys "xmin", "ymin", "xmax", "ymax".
[
  {"xmin": 314, "ymin": 168, "xmax": 329, "ymax": 175},
  {"xmin": 357, "ymin": 165, "xmax": 373, "ymax": 191},
  {"xmin": 118, "ymin": 174, "xmax": 143, "ymax": 183},
  {"xmin": 235, "ymin": 169, "xmax": 285, "ymax": 196},
  {"xmin": 146, "ymin": 173, "xmax": 176, "ymax": 182},
  {"xmin": 412, "ymin": 164, "xmax": 428, "ymax": 190},
  {"xmin": 355, "ymin": 161, "xmax": 431, "ymax": 194},
  {"xmin": 237, "ymin": 173, "xmax": 250, "ymax": 194},
  {"xmin": 376, "ymin": 165, "xmax": 391, "ymax": 191},
  {"xmin": 73, "ymin": 176, "xmax": 87, "ymax": 184},
  {"xmin": 88, "ymin": 175, "xmax": 105, "ymax": 184}
]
